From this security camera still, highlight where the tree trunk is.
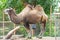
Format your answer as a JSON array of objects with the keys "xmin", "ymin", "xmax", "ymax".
[{"xmin": 5, "ymin": 26, "xmax": 20, "ymax": 39}]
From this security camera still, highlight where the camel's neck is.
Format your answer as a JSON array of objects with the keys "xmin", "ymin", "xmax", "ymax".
[{"xmin": 8, "ymin": 11, "xmax": 21, "ymax": 24}]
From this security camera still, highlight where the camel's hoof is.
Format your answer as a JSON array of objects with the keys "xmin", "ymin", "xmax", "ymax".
[
  {"xmin": 37, "ymin": 36, "xmax": 42, "ymax": 39},
  {"xmin": 38, "ymin": 36, "xmax": 42, "ymax": 39},
  {"xmin": 28, "ymin": 37, "xmax": 32, "ymax": 39}
]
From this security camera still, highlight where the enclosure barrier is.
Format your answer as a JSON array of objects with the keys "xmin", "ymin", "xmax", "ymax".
[{"xmin": 54, "ymin": 13, "xmax": 60, "ymax": 37}]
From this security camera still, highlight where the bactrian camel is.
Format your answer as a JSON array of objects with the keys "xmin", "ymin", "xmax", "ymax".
[{"xmin": 4, "ymin": 4, "xmax": 48, "ymax": 39}]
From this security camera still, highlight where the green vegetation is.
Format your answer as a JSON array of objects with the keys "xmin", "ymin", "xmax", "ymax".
[{"xmin": 0, "ymin": 0, "xmax": 57, "ymax": 37}]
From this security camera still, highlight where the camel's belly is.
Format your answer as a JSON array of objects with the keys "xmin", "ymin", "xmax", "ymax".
[{"xmin": 25, "ymin": 14, "xmax": 42, "ymax": 24}]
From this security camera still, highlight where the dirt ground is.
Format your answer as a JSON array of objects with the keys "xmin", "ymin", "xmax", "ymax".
[{"xmin": 0, "ymin": 37, "xmax": 60, "ymax": 40}]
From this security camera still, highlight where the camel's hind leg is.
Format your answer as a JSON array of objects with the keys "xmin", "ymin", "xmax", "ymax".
[
  {"xmin": 38, "ymin": 21, "xmax": 46, "ymax": 39},
  {"xmin": 30, "ymin": 24, "xmax": 36, "ymax": 37}
]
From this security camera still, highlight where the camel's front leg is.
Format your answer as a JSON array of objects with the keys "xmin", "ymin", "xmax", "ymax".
[
  {"xmin": 38, "ymin": 21, "xmax": 46, "ymax": 39},
  {"xmin": 24, "ymin": 23, "xmax": 32, "ymax": 39},
  {"xmin": 25, "ymin": 28, "xmax": 32, "ymax": 39}
]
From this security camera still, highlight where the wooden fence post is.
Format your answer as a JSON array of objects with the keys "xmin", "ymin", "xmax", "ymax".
[
  {"xmin": 3, "ymin": 12, "xmax": 5, "ymax": 39},
  {"xmin": 50, "ymin": 5, "xmax": 52, "ymax": 36}
]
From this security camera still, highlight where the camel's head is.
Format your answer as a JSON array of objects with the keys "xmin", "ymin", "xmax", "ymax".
[{"xmin": 4, "ymin": 7, "xmax": 14, "ymax": 15}]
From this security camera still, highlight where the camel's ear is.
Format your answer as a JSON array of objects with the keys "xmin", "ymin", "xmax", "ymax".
[{"xmin": 13, "ymin": 8, "xmax": 16, "ymax": 12}]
